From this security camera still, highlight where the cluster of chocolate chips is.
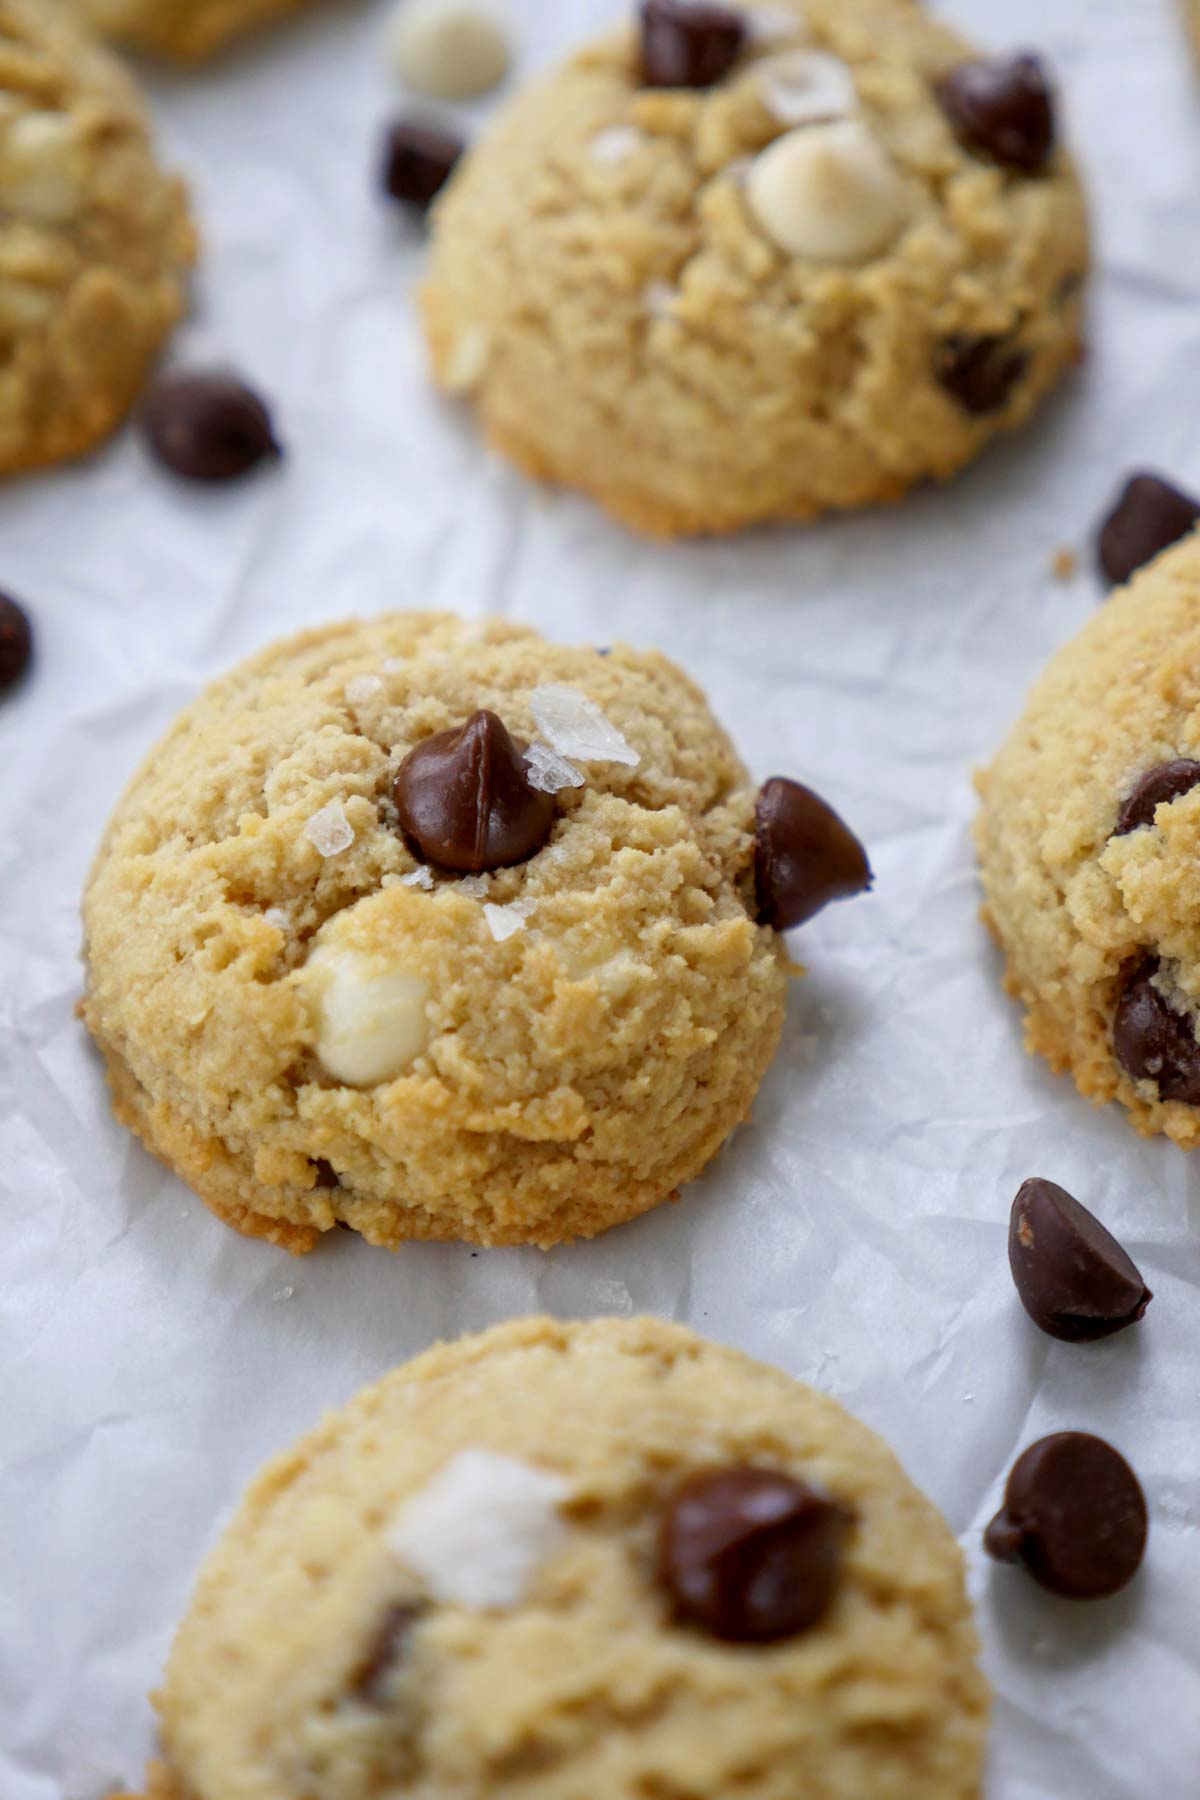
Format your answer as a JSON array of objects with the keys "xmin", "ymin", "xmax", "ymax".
[
  {"xmin": 988, "ymin": 1176, "xmax": 1151, "ymax": 1600},
  {"xmin": 0, "ymin": 591, "xmax": 32, "ymax": 696},
  {"xmin": 143, "ymin": 371, "xmax": 283, "ymax": 483}
]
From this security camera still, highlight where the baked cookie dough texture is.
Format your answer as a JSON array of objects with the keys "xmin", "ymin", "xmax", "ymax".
[
  {"xmin": 118, "ymin": 1316, "xmax": 990, "ymax": 1800},
  {"xmin": 977, "ymin": 530, "xmax": 1200, "ymax": 1147},
  {"xmin": 78, "ymin": 0, "xmax": 324, "ymax": 62},
  {"xmin": 422, "ymin": 0, "xmax": 1089, "ymax": 538},
  {"xmin": 82, "ymin": 614, "xmax": 788, "ymax": 1252},
  {"xmin": 0, "ymin": 0, "xmax": 192, "ymax": 475}
]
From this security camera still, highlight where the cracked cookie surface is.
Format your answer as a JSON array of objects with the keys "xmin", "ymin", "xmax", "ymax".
[
  {"xmin": 976, "ymin": 529, "xmax": 1200, "ymax": 1145},
  {"xmin": 421, "ymin": 0, "xmax": 1088, "ymax": 538},
  {"xmin": 82, "ymin": 614, "xmax": 788, "ymax": 1252},
  {"xmin": 118, "ymin": 1316, "xmax": 989, "ymax": 1800},
  {"xmin": 0, "ymin": 0, "xmax": 193, "ymax": 475}
]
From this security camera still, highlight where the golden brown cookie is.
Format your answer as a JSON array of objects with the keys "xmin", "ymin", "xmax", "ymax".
[
  {"xmin": 421, "ymin": 0, "xmax": 1088, "ymax": 538},
  {"xmin": 81, "ymin": 614, "xmax": 804, "ymax": 1252},
  {"xmin": 78, "ymin": 0, "xmax": 331, "ymax": 63},
  {"xmin": 976, "ymin": 528, "xmax": 1200, "ymax": 1145},
  {"xmin": 0, "ymin": 0, "xmax": 194, "ymax": 476},
  {"xmin": 120, "ymin": 1317, "xmax": 990, "ymax": 1800}
]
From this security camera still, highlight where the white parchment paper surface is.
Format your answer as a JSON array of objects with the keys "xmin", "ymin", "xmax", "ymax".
[{"xmin": 2, "ymin": 1, "xmax": 1199, "ymax": 1793}]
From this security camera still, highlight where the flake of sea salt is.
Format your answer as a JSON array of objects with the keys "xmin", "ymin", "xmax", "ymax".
[
  {"xmin": 484, "ymin": 898, "xmax": 536, "ymax": 943},
  {"xmin": 402, "ymin": 865, "xmax": 434, "ymax": 890},
  {"xmin": 346, "ymin": 674, "xmax": 383, "ymax": 704},
  {"xmin": 524, "ymin": 740, "xmax": 584, "ymax": 795},
  {"xmin": 591, "ymin": 124, "xmax": 645, "ymax": 165},
  {"xmin": 263, "ymin": 906, "xmax": 289, "ymax": 931},
  {"xmin": 304, "ymin": 800, "xmax": 354, "ymax": 858},
  {"xmin": 531, "ymin": 684, "xmax": 639, "ymax": 768},
  {"xmin": 456, "ymin": 874, "xmax": 489, "ymax": 898},
  {"xmin": 758, "ymin": 50, "xmax": 857, "ymax": 127},
  {"xmin": 643, "ymin": 279, "xmax": 678, "ymax": 320}
]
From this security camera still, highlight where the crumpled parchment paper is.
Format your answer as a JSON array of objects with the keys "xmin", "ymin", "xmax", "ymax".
[{"xmin": 1, "ymin": 1, "xmax": 1198, "ymax": 1793}]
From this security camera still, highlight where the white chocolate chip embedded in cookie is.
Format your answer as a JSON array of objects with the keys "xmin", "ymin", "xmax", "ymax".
[
  {"xmin": 304, "ymin": 936, "xmax": 430, "ymax": 1088},
  {"xmin": 386, "ymin": 0, "xmax": 511, "ymax": 100},
  {"xmin": 745, "ymin": 119, "xmax": 909, "ymax": 262}
]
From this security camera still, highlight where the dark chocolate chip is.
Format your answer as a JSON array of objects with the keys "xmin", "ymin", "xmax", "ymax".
[
  {"xmin": 144, "ymin": 372, "xmax": 282, "ymax": 483},
  {"xmin": 0, "ymin": 592, "xmax": 32, "ymax": 694},
  {"xmin": 1097, "ymin": 473, "xmax": 1200, "ymax": 587},
  {"xmin": 984, "ymin": 1433, "xmax": 1147, "ymax": 1599},
  {"xmin": 382, "ymin": 120, "xmax": 464, "ymax": 211},
  {"xmin": 1008, "ymin": 1177, "xmax": 1151, "ymax": 1343},
  {"xmin": 1113, "ymin": 759, "xmax": 1200, "ymax": 837},
  {"xmin": 933, "ymin": 334, "xmax": 1029, "ymax": 415},
  {"xmin": 754, "ymin": 777, "xmax": 872, "ymax": 931},
  {"xmin": 311, "ymin": 1158, "xmax": 340, "ymax": 1189},
  {"xmin": 640, "ymin": 0, "xmax": 746, "ymax": 90},
  {"xmin": 1113, "ymin": 956, "xmax": 1200, "ymax": 1104},
  {"xmin": 660, "ymin": 1466, "xmax": 851, "ymax": 1643},
  {"xmin": 352, "ymin": 1603, "xmax": 424, "ymax": 1704},
  {"xmin": 393, "ymin": 710, "xmax": 556, "ymax": 874},
  {"xmin": 936, "ymin": 54, "xmax": 1055, "ymax": 175}
]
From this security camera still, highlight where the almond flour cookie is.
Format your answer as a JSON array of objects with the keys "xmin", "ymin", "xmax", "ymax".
[
  {"xmin": 0, "ymin": 0, "xmax": 193, "ymax": 475},
  {"xmin": 78, "ymin": 0, "xmax": 329, "ymax": 62},
  {"xmin": 976, "ymin": 529, "xmax": 1200, "ymax": 1147},
  {"xmin": 117, "ymin": 1316, "xmax": 990, "ymax": 1800},
  {"xmin": 421, "ymin": 0, "xmax": 1088, "ymax": 539},
  {"xmin": 81, "ymin": 614, "xmax": 873, "ymax": 1252}
]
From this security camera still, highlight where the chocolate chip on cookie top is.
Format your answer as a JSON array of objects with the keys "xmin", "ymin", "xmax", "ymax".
[
  {"xmin": 661, "ymin": 1466, "xmax": 852, "ymax": 1643},
  {"xmin": 352, "ymin": 1603, "xmax": 425, "ymax": 1704},
  {"xmin": 639, "ymin": 0, "xmax": 746, "ymax": 90},
  {"xmin": 394, "ymin": 709, "xmax": 557, "ymax": 873},
  {"xmin": 0, "ymin": 593, "xmax": 32, "ymax": 694},
  {"xmin": 754, "ymin": 778, "xmax": 872, "ymax": 931},
  {"xmin": 382, "ymin": 120, "xmax": 464, "ymax": 210},
  {"xmin": 1113, "ymin": 759, "xmax": 1200, "ymax": 837},
  {"xmin": 1097, "ymin": 472, "xmax": 1200, "ymax": 586},
  {"xmin": 933, "ymin": 334, "xmax": 1029, "ymax": 416},
  {"xmin": 144, "ymin": 371, "xmax": 282, "ymax": 482},
  {"xmin": 985, "ymin": 1433, "xmax": 1148, "ymax": 1600},
  {"xmin": 1008, "ymin": 1178, "xmax": 1151, "ymax": 1344},
  {"xmin": 936, "ymin": 54, "xmax": 1055, "ymax": 175},
  {"xmin": 1113, "ymin": 957, "xmax": 1200, "ymax": 1105}
]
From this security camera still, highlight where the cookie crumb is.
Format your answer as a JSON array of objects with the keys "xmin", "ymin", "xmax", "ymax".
[{"xmin": 1051, "ymin": 546, "xmax": 1078, "ymax": 581}]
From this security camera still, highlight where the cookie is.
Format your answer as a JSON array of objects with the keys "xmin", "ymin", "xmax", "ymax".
[
  {"xmin": 976, "ymin": 528, "xmax": 1200, "ymax": 1146},
  {"xmin": 421, "ymin": 0, "xmax": 1088, "ymax": 539},
  {"xmin": 0, "ymin": 0, "xmax": 194, "ymax": 476},
  {"xmin": 78, "ymin": 0, "xmax": 327, "ymax": 62},
  {"xmin": 118, "ymin": 1316, "xmax": 990, "ymax": 1800},
  {"xmin": 80, "ymin": 613, "xmax": 861, "ymax": 1252}
]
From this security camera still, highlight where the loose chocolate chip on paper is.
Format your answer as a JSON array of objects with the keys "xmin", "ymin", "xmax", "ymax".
[
  {"xmin": 984, "ymin": 1433, "xmax": 1148, "ymax": 1599},
  {"xmin": 394, "ymin": 710, "xmax": 556, "ymax": 874},
  {"xmin": 936, "ymin": 54, "xmax": 1055, "ymax": 175},
  {"xmin": 1113, "ymin": 759, "xmax": 1200, "ymax": 837},
  {"xmin": 661, "ymin": 1466, "xmax": 851, "ymax": 1643},
  {"xmin": 1113, "ymin": 956, "xmax": 1200, "ymax": 1104},
  {"xmin": 382, "ymin": 120, "xmax": 464, "ymax": 211},
  {"xmin": 934, "ymin": 334, "xmax": 1029, "ymax": 415},
  {"xmin": 754, "ymin": 777, "xmax": 871, "ymax": 931},
  {"xmin": 1008, "ymin": 1177, "xmax": 1151, "ymax": 1343},
  {"xmin": 1097, "ymin": 472, "xmax": 1200, "ymax": 587},
  {"xmin": 352, "ymin": 1602, "xmax": 425, "ymax": 1704},
  {"xmin": 640, "ymin": 0, "xmax": 746, "ymax": 90},
  {"xmin": 0, "ymin": 592, "xmax": 32, "ymax": 694},
  {"xmin": 144, "ymin": 372, "xmax": 282, "ymax": 483}
]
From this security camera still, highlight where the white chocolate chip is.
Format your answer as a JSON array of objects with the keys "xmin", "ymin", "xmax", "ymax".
[
  {"xmin": 386, "ymin": 0, "xmax": 510, "ymax": 101},
  {"xmin": 757, "ymin": 51, "xmax": 857, "ymax": 127},
  {"xmin": 0, "ymin": 112, "xmax": 79, "ymax": 221},
  {"xmin": 305, "ymin": 940, "xmax": 429, "ymax": 1086},
  {"xmin": 590, "ymin": 125, "xmax": 645, "ymax": 166},
  {"xmin": 745, "ymin": 4, "xmax": 809, "ymax": 46},
  {"xmin": 389, "ymin": 1450, "xmax": 570, "ymax": 1609},
  {"xmin": 443, "ymin": 324, "xmax": 491, "ymax": 395},
  {"xmin": 745, "ymin": 120, "xmax": 909, "ymax": 262}
]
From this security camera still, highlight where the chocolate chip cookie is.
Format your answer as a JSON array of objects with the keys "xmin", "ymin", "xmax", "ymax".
[
  {"xmin": 82, "ymin": 613, "xmax": 870, "ymax": 1252},
  {"xmin": 976, "ymin": 527, "xmax": 1200, "ymax": 1146},
  {"xmin": 0, "ymin": 0, "xmax": 194, "ymax": 476},
  {"xmin": 117, "ymin": 1316, "xmax": 990, "ymax": 1800},
  {"xmin": 421, "ymin": 0, "xmax": 1088, "ymax": 537}
]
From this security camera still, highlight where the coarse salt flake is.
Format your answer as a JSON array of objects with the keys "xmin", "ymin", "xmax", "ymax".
[
  {"xmin": 524, "ymin": 740, "xmax": 584, "ymax": 795},
  {"xmin": 643, "ymin": 279, "xmax": 678, "ymax": 320},
  {"xmin": 304, "ymin": 800, "xmax": 354, "ymax": 858},
  {"xmin": 590, "ymin": 124, "xmax": 645, "ymax": 165},
  {"xmin": 263, "ymin": 906, "xmax": 290, "ymax": 931},
  {"xmin": 389, "ymin": 1449, "xmax": 570, "ymax": 1609},
  {"xmin": 531, "ymin": 684, "xmax": 639, "ymax": 768},
  {"xmin": 483, "ymin": 898, "xmax": 535, "ymax": 942},
  {"xmin": 456, "ymin": 874, "xmax": 488, "ymax": 898},
  {"xmin": 402, "ymin": 865, "xmax": 434, "ymax": 889},
  {"xmin": 346, "ymin": 674, "xmax": 383, "ymax": 704}
]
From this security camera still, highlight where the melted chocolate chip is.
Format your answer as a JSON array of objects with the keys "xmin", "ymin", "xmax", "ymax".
[
  {"xmin": 1113, "ymin": 956, "xmax": 1200, "ymax": 1104},
  {"xmin": 311, "ymin": 1158, "xmax": 340, "ymax": 1189},
  {"xmin": 144, "ymin": 373, "xmax": 282, "ymax": 483},
  {"xmin": 394, "ymin": 710, "xmax": 556, "ymax": 874},
  {"xmin": 640, "ymin": 0, "xmax": 745, "ymax": 90},
  {"xmin": 0, "ymin": 592, "xmax": 32, "ymax": 694},
  {"xmin": 352, "ymin": 1603, "xmax": 424, "ymax": 1704},
  {"xmin": 1113, "ymin": 760, "xmax": 1200, "ymax": 837},
  {"xmin": 660, "ymin": 1466, "xmax": 851, "ymax": 1643},
  {"xmin": 382, "ymin": 120, "xmax": 464, "ymax": 211},
  {"xmin": 754, "ymin": 778, "xmax": 872, "ymax": 931},
  {"xmin": 1097, "ymin": 473, "xmax": 1200, "ymax": 587},
  {"xmin": 984, "ymin": 1433, "xmax": 1148, "ymax": 1600},
  {"xmin": 934, "ymin": 334, "xmax": 1029, "ymax": 415},
  {"xmin": 1008, "ymin": 1178, "xmax": 1151, "ymax": 1343},
  {"xmin": 936, "ymin": 54, "xmax": 1055, "ymax": 175}
]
